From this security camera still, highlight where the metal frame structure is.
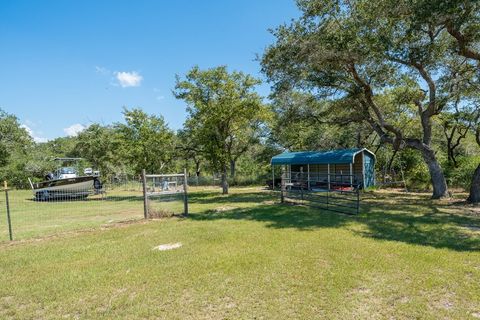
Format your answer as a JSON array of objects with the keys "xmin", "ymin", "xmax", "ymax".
[
  {"xmin": 270, "ymin": 149, "xmax": 375, "ymax": 215},
  {"xmin": 274, "ymin": 165, "xmax": 360, "ymax": 214},
  {"xmin": 142, "ymin": 168, "xmax": 188, "ymax": 218}
]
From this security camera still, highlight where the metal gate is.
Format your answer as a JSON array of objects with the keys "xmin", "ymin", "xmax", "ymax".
[{"xmin": 279, "ymin": 170, "xmax": 360, "ymax": 215}]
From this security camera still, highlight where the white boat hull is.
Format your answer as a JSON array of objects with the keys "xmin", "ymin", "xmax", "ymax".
[
  {"xmin": 32, "ymin": 176, "xmax": 102, "ymax": 200},
  {"xmin": 35, "ymin": 179, "xmax": 94, "ymax": 193}
]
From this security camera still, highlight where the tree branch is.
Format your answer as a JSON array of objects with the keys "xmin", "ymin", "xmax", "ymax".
[
  {"xmin": 347, "ymin": 63, "xmax": 404, "ymax": 149},
  {"xmin": 446, "ymin": 21, "xmax": 480, "ymax": 62}
]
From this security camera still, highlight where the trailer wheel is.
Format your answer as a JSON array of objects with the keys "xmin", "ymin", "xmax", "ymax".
[
  {"xmin": 35, "ymin": 190, "xmax": 49, "ymax": 201},
  {"xmin": 94, "ymin": 179, "xmax": 103, "ymax": 190}
]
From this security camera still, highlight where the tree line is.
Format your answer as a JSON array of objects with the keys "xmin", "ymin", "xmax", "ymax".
[{"xmin": 1, "ymin": 0, "xmax": 479, "ymax": 201}]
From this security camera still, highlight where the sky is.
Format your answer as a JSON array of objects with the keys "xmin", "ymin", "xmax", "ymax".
[{"xmin": 0, "ymin": 0, "xmax": 300, "ymax": 142}]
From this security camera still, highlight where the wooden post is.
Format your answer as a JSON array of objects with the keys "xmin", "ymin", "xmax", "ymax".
[
  {"xmin": 281, "ymin": 166, "xmax": 286, "ymax": 203},
  {"xmin": 141, "ymin": 169, "xmax": 148, "ymax": 219},
  {"xmin": 183, "ymin": 168, "xmax": 188, "ymax": 216},
  {"xmin": 4, "ymin": 181, "xmax": 12, "ymax": 241}
]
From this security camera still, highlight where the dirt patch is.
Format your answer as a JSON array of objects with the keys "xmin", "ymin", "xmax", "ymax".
[{"xmin": 152, "ymin": 242, "xmax": 182, "ymax": 251}]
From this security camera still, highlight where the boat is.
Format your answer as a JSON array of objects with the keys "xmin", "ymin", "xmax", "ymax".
[{"xmin": 28, "ymin": 158, "xmax": 103, "ymax": 201}]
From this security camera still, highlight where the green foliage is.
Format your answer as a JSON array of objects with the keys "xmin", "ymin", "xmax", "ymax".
[
  {"xmin": 0, "ymin": 109, "xmax": 33, "ymax": 187},
  {"xmin": 116, "ymin": 108, "xmax": 176, "ymax": 174},
  {"xmin": 270, "ymin": 91, "xmax": 374, "ymax": 150},
  {"xmin": 445, "ymin": 155, "xmax": 480, "ymax": 189},
  {"xmin": 74, "ymin": 124, "xmax": 127, "ymax": 178},
  {"xmin": 262, "ymin": 0, "xmax": 480, "ymax": 197}
]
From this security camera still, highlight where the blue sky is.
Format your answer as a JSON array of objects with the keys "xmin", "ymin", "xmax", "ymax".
[{"xmin": 0, "ymin": 0, "xmax": 300, "ymax": 142}]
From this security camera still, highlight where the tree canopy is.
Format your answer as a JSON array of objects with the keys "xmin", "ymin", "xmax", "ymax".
[
  {"xmin": 262, "ymin": 0, "xmax": 480, "ymax": 199},
  {"xmin": 174, "ymin": 66, "xmax": 269, "ymax": 194}
]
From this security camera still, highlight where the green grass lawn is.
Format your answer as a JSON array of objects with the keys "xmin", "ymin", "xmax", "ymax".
[{"xmin": 0, "ymin": 187, "xmax": 479, "ymax": 319}]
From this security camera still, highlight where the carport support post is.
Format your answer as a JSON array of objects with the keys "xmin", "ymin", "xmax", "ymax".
[
  {"xmin": 327, "ymin": 164, "xmax": 330, "ymax": 208},
  {"xmin": 142, "ymin": 169, "xmax": 148, "ymax": 219},
  {"xmin": 307, "ymin": 164, "xmax": 310, "ymax": 191},
  {"xmin": 300, "ymin": 167, "xmax": 304, "ymax": 200},
  {"xmin": 327, "ymin": 164, "xmax": 331, "ymax": 190},
  {"xmin": 183, "ymin": 168, "xmax": 188, "ymax": 216},
  {"xmin": 350, "ymin": 163, "xmax": 353, "ymax": 189},
  {"xmin": 281, "ymin": 166, "xmax": 286, "ymax": 203},
  {"xmin": 272, "ymin": 165, "xmax": 275, "ymax": 191},
  {"xmin": 4, "ymin": 181, "xmax": 12, "ymax": 241}
]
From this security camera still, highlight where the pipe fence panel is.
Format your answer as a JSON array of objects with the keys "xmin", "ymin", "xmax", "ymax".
[
  {"xmin": 142, "ymin": 170, "xmax": 188, "ymax": 218},
  {"xmin": 279, "ymin": 170, "xmax": 361, "ymax": 215}
]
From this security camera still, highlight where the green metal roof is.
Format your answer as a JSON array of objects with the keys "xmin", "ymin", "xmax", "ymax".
[{"xmin": 271, "ymin": 148, "xmax": 374, "ymax": 165}]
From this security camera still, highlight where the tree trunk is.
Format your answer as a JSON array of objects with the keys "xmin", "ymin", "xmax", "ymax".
[
  {"xmin": 230, "ymin": 159, "xmax": 236, "ymax": 178},
  {"xmin": 468, "ymin": 163, "xmax": 480, "ymax": 204},
  {"xmin": 421, "ymin": 147, "xmax": 449, "ymax": 199},
  {"xmin": 195, "ymin": 160, "xmax": 201, "ymax": 177},
  {"xmin": 221, "ymin": 164, "xmax": 229, "ymax": 195}
]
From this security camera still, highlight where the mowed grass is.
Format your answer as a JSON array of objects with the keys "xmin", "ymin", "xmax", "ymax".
[{"xmin": 0, "ymin": 187, "xmax": 479, "ymax": 319}]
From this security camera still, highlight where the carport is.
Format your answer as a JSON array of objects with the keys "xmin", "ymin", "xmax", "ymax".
[{"xmin": 271, "ymin": 148, "xmax": 375, "ymax": 191}]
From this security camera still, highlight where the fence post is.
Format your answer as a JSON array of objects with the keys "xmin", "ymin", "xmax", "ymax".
[
  {"xmin": 4, "ymin": 181, "xmax": 12, "ymax": 241},
  {"xmin": 300, "ymin": 167, "xmax": 304, "ymax": 201},
  {"xmin": 183, "ymin": 168, "xmax": 188, "ymax": 216},
  {"xmin": 141, "ymin": 169, "xmax": 148, "ymax": 219}
]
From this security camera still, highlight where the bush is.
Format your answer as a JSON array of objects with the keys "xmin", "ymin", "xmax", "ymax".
[{"xmin": 444, "ymin": 155, "xmax": 480, "ymax": 190}]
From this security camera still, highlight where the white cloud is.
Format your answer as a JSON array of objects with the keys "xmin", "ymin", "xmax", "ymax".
[
  {"xmin": 63, "ymin": 123, "xmax": 86, "ymax": 137},
  {"xmin": 156, "ymin": 95, "xmax": 165, "ymax": 101},
  {"xmin": 20, "ymin": 124, "xmax": 48, "ymax": 143},
  {"xmin": 115, "ymin": 71, "xmax": 143, "ymax": 87},
  {"xmin": 95, "ymin": 66, "xmax": 110, "ymax": 75}
]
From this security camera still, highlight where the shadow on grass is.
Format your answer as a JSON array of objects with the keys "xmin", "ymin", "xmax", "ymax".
[
  {"xmin": 188, "ymin": 191, "xmax": 480, "ymax": 252},
  {"xmin": 190, "ymin": 203, "xmax": 349, "ymax": 230},
  {"xmin": 187, "ymin": 190, "xmax": 274, "ymax": 205},
  {"xmin": 357, "ymin": 194, "xmax": 480, "ymax": 251}
]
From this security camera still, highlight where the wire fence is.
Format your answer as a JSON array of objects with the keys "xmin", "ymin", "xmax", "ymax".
[
  {"xmin": 0, "ymin": 171, "xmax": 273, "ymax": 242},
  {"xmin": 0, "ymin": 177, "xmax": 146, "ymax": 241},
  {"xmin": 0, "ymin": 169, "xmax": 359, "ymax": 241}
]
